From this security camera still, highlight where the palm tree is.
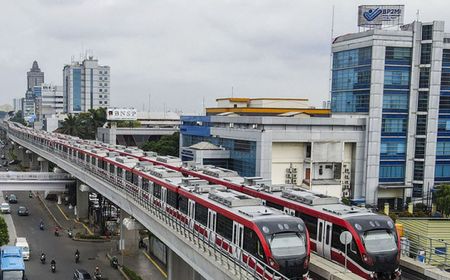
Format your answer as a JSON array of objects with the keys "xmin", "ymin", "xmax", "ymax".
[{"xmin": 58, "ymin": 114, "xmax": 81, "ymax": 136}]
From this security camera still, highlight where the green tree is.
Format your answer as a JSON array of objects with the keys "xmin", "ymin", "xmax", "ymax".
[
  {"xmin": 10, "ymin": 111, "xmax": 26, "ymax": 125},
  {"xmin": 0, "ymin": 216, "xmax": 9, "ymax": 245},
  {"xmin": 57, "ymin": 114, "xmax": 81, "ymax": 136},
  {"xmin": 140, "ymin": 133, "xmax": 179, "ymax": 157},
  {"xmin": 117, "ymin": 120, "xmax": 141, "ymax": 128},
  {"xmin": 57, "ymin": 108, "xmax": 107, "ymax": 140},
  {"xmin": 435, "ymin": 184, "xmax": 450, "ymax": 216}
]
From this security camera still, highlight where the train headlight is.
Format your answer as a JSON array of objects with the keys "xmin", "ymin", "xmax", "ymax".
[
  {"xmin": 362, "ymin": 253, "xmax": 373, "ymax": 266},
  {"xmin": 354, "ymin": 223, "xmax": 362, "ymax": 231}
]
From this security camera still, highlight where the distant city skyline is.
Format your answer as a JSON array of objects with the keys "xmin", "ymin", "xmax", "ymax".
[{"xmin": 1, "ymin": 1, "xmax": 450, "ymax": 113}]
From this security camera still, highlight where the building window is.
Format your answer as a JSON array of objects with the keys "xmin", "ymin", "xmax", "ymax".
[
  {"xmin": 415, "ymin": 138, "xmax": 426, "ymax": 159},
  {"xmin": 382, "ymin": 117, "xmax": 407, "ymax": 133},
  {"xmin": 383, "ymin": 92, "xmax": 408, "ymax": 110},
  {"xmin": 99, "ymin": 83, "xmax": 102, "ymax": 86},
  {"xmin": 413, "ymin": 183, "xmax": 423, "ymax": 198},
  {"xmin": 438, "ymin": 118, "xmax": 450, "ymax": 132},
  {"xmin": 384, "ymin": 68, "xmax": 410, "ymax": 87},
  {"xmin": 104, "ymin": 77, "xmax": 108, "ymax": 80},
  {"xmin": 441, "ymin": 69, "xmax": 450, "ymax": 89},
  {"xmin": 380, "ymin": 138, "xmax": 406, "ymax": 159},
  {"xmin": 435, "ymin": 163, "xmax": 450, "ymax": 179},
  {"xmin": 419, "ymin": 67, "xmax": 430, "ymax": 88},
  {"xmin": 331, "ymin": 91, "xmax": 370, "ymax": 112},
  {"xmin": 443, "ymin": 49, "xmax": 450, "ymax": 66},
  {"xmin": 99, "ymin": 101, "xmax": 103, "ymax": 104},
  {"xmin": 416, "ymin": 115, "xmax": 427, "ymax": 135},
  {"xmin": 99, "ymin": 89, "xmax": 103, "ymax": 92},
  {"xmin": 104, "ymin": 101, "xmax": 107, "ymax": 104},
  {"xmin": 379, "ymin": 162, "xmax": 405, "ymax": 182},
  {"xmin": 104, "ymin": 89, "xmax": 108, "ymax": 92},
  {"xmin": 99, "ymin": 77, "xmax": 102, "ymax": 81},
  {"xmin": 104, "ymin": 83, "xmax": 108, "ymax": 86},
  {"xmin": 413, "ymin": 161, "xmax": 424, "ymax": 181},
  {"xmin": 420, "ymin": 44, "xmax": 432, "ymax": 64},
  {"xmin": 440, "ymin": 96, "xmax": 450, "ymax": 111},
  {"xmin": 422, "ymin": 25, "xmax": 433, "ymax": 40},
  {"xmin": 437, "ymin": 140, "xmax": 450, "ymax": 156},
  {"xmin": 99, "ymin": 71, "xmax": 103, "ymax": 74},
  {"xmin": 104, "ymin": 71, "xmax": 108, "ymax": 74},
  {"xmin": 385, "ymin": 47, "xmax": 412, "ymax": 65},
  {"xmin": 333, "ymin": 47, "xmax": 372, "ymax": 69},
  {"xmin": 417, "ymin": 92, "xmax": 428, "ymax": 111}
]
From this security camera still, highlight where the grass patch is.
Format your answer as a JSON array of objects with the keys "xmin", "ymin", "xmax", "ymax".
[{"xmin": 122, "ymin": 266, "xmax": 143, "ymax": 280}]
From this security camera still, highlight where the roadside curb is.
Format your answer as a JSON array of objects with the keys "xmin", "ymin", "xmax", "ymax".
[
  {"xmin": 36, "ymin": 193, "xmax": 63, "ymax": 229},
  {"xmin": 73, "ymin": 237, "xmax": 110, "ymax": 242},
  {"xmin": 106, "ymin": 253, "xmax": 130, "ymax": 280}
]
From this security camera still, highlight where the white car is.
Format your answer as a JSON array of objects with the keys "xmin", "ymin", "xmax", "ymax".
[{"xmin": 0, "ymin": 203, "xmax": 10, "ymax": 214}]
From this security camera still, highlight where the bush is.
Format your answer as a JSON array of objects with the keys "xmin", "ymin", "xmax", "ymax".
[
  {"xmin": 414, "ymin": 203, "xmax": 428, "ymax": 212},
  {"xmin": 0, "ymin": 216, "xmax": 8, "ymax": 245},
  {"xmin": 388, "ymin": 213, "xmax": 398, "ymax": 223},
  {"xmin": 122, "ymin": 266, "xmax": 143, "ymax": 280},
  {"xmin": 414, "ymin": 211, "xmax": 428, "ymax": 217},
  {"xmin": 397, "ymin": 211, "xmax": 413, "ymax": 218},
  {"xmin": 75, "ymin": 232, "xmax": 104, "ymax": 240}
]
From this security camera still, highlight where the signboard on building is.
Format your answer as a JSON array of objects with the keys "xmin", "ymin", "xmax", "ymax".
[
  {"xmin": 358, "ymin": 5, "xmax": 404, "ymax": 27},
  {"xmin": 107, "ymin": 108, "xmax": 137, "ymax": 121}
]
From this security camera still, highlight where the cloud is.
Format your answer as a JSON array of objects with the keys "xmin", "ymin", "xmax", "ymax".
[{"xmin": 1, "ymin": 0, "xmax": 449, "ymax": 113}]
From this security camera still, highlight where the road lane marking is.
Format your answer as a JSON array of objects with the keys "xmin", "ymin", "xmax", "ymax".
[
  {"xmin": 56, "ymin": 204, "xmax": 70, "ymax": 221},
  {"xmin": 143, "ymin": 251, "xmax": 168, "ymax": 278}
]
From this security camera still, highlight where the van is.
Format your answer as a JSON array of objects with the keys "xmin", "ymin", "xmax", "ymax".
[{"xmin": 14, "ymin": 237, "xmax": 29, "ymax": 260}]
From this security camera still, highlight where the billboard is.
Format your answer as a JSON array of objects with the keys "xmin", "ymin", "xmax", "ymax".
[
  {"xmin": 107, "ymin": 108, "xmax": 137, "ymax": 121},
  {"xmin": 358, "ymin": 5, "xmax": 404, "ymax": 27}
]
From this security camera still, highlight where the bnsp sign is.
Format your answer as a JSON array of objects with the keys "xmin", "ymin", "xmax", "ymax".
[
  {"xmin": 358, "ymin": 5, "xmax": 404, "ymax": 27},
  {"xmin": 107, "ymin": 108, "xmax": 137, "ymax": 121}
]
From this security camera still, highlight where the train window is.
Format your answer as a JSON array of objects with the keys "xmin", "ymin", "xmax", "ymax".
[
  {"xmin": 178, "ymin": 195, "xmax": 188, "ymax": 214},
  {"xmin": 86, "ymin": 155, "xmax": 90, "ymax": 163},
  {"xmin": 142, "ymin": 178, "xmax": 149, "ymax": 192},
  {"xmin": 298, "ymin": 213, "xmax": 317, "ymax": 240},
  {"xmin": 125, "ymin": 171, "xmax": 132, "ymax": 183},
  {"xmin": 91, "ymin": 157, "xmax": 95, "ymax": 165},
  {"xmin": 195, "ymin": 203, "xmax": 208, "ymax": 226},
  {"xmin": 167, "ymin": 189, "xmax": 178, "ymax": 208},
  {"xmin": 318, "ymin": 223, "xmax": 323, "ymax": 242},
  {"xmin": 216, "ymin": 213, "xmax": 233, "ymax": 241},
  {"xmin": 243, "ymin": 227, "xmax": 265, "ymax": 261},
  {"xmin": 109, "ymin": 164, "xmax": 115, "ymax": 174},
  {"xmin": 153, "ymin": 184, "xmax": 162, "ymax": 199},
  {"xmin": 117, "ymin": 168, "xmax": 123, "ymax": 178},
  {"xmin": 265, "ymin": 200, "xmax": 283, "ymax": 211},
  {"xmin": 326, "ymin": 224, "xmax": 331, "ymax": 245},
  {"xmin": 331, "ymin": 225, "xmax": 346, "ymax": 252},
  {"xmin": 132, "ymin": 173, "xmax": 139, "ymax": 185}
]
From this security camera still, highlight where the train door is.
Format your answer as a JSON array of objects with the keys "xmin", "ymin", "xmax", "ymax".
[
  {"xmin": 283, "ymin": 207, "xmax": 295, "ymax": 216},
  {"xmin": 316, "ymin": 219, "xmax": 332, "ymax": 259},
  {"xmin": 207, "ymin": 209, "xmax": 217, "ymax": 242},
  {"xmin": 232, "ymin": 222, "xmax": 244, "ymax": 260},
  {"xmin": 188, "ymin": 200, "xmax": 195, "ymax": 229},
  {"xmin": 161, "ymin": 187, "xmax": 167, "ymax": 208}
]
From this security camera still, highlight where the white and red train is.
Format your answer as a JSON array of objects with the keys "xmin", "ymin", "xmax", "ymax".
[{"xmin": 7, "ymin": 122, "xmax": 310, "ymax": 280}]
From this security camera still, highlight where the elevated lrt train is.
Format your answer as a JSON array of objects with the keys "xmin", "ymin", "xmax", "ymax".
[
  {"xmin": 6, "ymin": 122, "xmax": 310, "ymax": 280},
  {"xmin": 95, "ymin": 147, "xmax": 401, "ymax": 280}
]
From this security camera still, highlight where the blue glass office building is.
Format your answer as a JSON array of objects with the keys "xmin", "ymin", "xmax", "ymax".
[{"xmin": 332, "ymin": 20, "xmax": 450, "ymax": 208}]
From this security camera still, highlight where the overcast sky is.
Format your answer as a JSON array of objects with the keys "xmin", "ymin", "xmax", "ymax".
[{"xmin": 1, "ymin": 0, "xmax": 449, "ymax": 114}]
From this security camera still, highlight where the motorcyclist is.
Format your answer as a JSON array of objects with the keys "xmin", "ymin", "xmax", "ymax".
[
  {"xmin": 39, "ymin": 220, "xmax": 44, "ymax": 230},
  {"xmin": 94, "ymin": 266, "xmax": 101, "ymax": 279},
  {"xmin": 75, "ymin": 249, "xmax": 80, "ymax": 263},
  {"xmin": 50, "ymin": 259, "xmax": 56, "ymax": 272},
  {"xmin": 40, "ymin": 252, "xmax": 46, "ymax": 263},
  {"xmin": 54, "ymin": 226, "xmax": 59, "ymax": 236}
]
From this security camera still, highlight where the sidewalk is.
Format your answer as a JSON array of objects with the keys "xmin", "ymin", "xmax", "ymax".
[
  {"xmin": 39, "ymin": 194, "xmax": 166, "ymax": 280},
  {"xmin": 0, "ymin": 193, "xmax": 16, "ymax": 245}
]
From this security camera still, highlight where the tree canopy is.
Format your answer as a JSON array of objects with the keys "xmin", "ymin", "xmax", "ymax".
[
  {"xmin": 9, "ymin": 111, "xmax": 26, "ymax": 125},
  {"xmin": 436, "ymin": 184, "xmax": 450, "ymax": 216},
  {"xmin": 140, "ymin": 133, "xmax": 179, "ymax": 157},
  {"xmin": 56, "ymin": 108, "xmax": 108, "ymax": 139}
]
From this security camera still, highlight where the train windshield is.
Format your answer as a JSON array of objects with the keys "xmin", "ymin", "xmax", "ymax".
[
  {"xmin": 363, "ymin": 229, "xmax": 397, "ymax": 253},
  {"xmin": 269, "ymin": 232, "xmax": 306, "ymax": 257}
]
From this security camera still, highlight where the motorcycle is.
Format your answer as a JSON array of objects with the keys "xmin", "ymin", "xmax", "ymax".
[
  {"xmin": 94, "ymin": 271, "xmax": 102, "ymax": 280},
  {"xmin": 110, "ymin": 256, "xmax": 118, "ymax": 269},
  {"xmin": 39, "ymin": 222, "xmax": 44, "ymax": 231},
  {"xmin": 75, "ymin": 253, "xmax": 80, "ymax": 263},
  {"xmin": 54, "ymin": 228, "xmax": 59, "ymax": 237},
  {"xmin": 68, "ymin": 229, "xmax": 73, "ymax": 238},
  {"xmin": 50, "ymin": 263, "xmax": 56, "ymax": 273},
  {"xmin": 40, "ymin": 254, "xmax": 46, "ymax": 264}
]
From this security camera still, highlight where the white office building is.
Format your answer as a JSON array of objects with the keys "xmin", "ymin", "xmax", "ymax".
[
  {"xmin": 63, "ymin": 57, "xmax": 110, "ymax": 113},
  {"xmin": 34, "ymin": 83, "xmax": 64, "ymax": 122}
]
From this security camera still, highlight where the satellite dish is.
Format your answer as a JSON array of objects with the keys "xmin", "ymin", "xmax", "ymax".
[{"xmin": 340, "ymin": 231, "xmax": 353, "ymax": 245}]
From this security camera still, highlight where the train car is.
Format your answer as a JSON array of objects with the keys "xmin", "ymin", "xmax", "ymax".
[
  {"xmin": 90, "ymin": 144, "xmax": 401, "ymax": 280},
  {"xmin": 4, "ymin": 123, "xmax": 311, "ymax": 280}
]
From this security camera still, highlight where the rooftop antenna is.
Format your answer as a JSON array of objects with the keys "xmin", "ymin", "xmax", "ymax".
[
  {"xmin": 328, "ymin": 5, "xmax": 335, "ymax": 105},
  {"xmin": 202, "ymin": 96, "xmax": 206, "ymax": 114},
  {"xmin": 231, "ymin": 86, "xmax": 234, "ymax": 97},
  {"xmin": 416, "ymin": 9, "xmax": 420, "ymax": 22},
  {"xmin": 148, "ymin": 93, "xmax": 151, "ymax": 113}
]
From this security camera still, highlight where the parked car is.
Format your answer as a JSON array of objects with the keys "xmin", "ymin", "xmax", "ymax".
[
  {"xmin": 17, "ymin": 206, "xmax": 29, "ymax": 216},
  {"xmin": 73, "ymin": 269, "xmax": 92, "ymax": 280},
  {"xmin": 0, "ymin": 203, "xmax": 10, "ymax": 214},
  {"xmin": 15, "ymin": 237, "xmax": 30, "ymax": 260},
  {"xmin": 8, "ymin": 194, "xmax": 17, "ymax": 204}
]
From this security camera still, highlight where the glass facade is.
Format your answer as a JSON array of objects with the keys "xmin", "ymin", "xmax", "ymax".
[
  {"xmin": 331, "ymin": 47, "xmax": 372, "ymax": 112},
  {"xmin": 380, "ymin": 138, "xmax": 406, "ymax": 159},
  {"xmin": 73, "ymin": 69, "xmax": 81, "ymax": 111},
  {"xmin": 435, "ymin": 162, "xmax": 450, "ymax": 181},
  {"xmin": 379, "ymin": 162, "xmax": 405, "ymax": 182},
  {"xmin": 436, "ymin": 49, "xmax": 450, "ymax": 181}
]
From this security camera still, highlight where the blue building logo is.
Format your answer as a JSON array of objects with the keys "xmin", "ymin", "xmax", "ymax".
[{"xmin": 363, "ymin": 8, "xmax": 382, "ymax": 22}]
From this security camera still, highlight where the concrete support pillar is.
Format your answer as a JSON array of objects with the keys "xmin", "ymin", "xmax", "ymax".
[
  {"xmin": 75, "ymin": 181, "xmax": 89, "ymax": 221},
  {"xmin": 167, "ymin": 248, "xmax": 204, "ymax": 280},
  {"xmin": 30, "ymin": 153, "xmax": 40, "ymax": 171},
  {"xmin": 22, "ymin": 150, "xmax": 31, "ymax": 168},
  {"xmin": 39, "ymin": 158, "xmax": 49, "ymax": 172},
  {"xmin": 119, "ymin": 215, "xmax": 142, "ymax": 255}
]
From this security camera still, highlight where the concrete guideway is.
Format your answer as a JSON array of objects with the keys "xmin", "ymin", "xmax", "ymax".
[
  {"xmin": 400, "ymin": 256, "xmax": 450, "ymax": 280},
  {"xmin": 0, "ymin": 172, "xmax": 74, "ymax": 192},
  {"xmin": 9, "ymin": 134, "xmax": 251, "ymax": 280}
]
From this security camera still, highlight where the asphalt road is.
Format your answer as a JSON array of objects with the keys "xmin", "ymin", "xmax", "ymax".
[{"xmin": 7, "ymin": 191, "xmax": 118, "ymax": 280}]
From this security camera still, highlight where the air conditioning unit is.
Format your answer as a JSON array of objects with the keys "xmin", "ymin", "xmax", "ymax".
[
  {"xmin": 292, "ymin": 173, "xmax": 297, "ymax": 179},
  {"xmin": 342, "ymin": 190, "xmax": 350, "ymax": 197},
  {"xmin": 292, "ymin": 179, "xmax": 297, "ymax": 184},
  {"xmin": 292, "ymin": 168, "xmax": 297, "ymax": 173},
  {"xmin": 285, "ymin": 179, "xmax": 292, "ymax": 184},
  {"xmin": 345, "ymin": 175, "xmax": 349, "ymax": 179},
  {"xmin": 285, "ymin": 173, "xmax": 292, "ymax": 178}
]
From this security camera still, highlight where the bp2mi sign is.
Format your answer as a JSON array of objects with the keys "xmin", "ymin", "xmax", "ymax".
[{"xmin": 358, "ymin": 5, "xmax": 404, "ymax": 27}]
